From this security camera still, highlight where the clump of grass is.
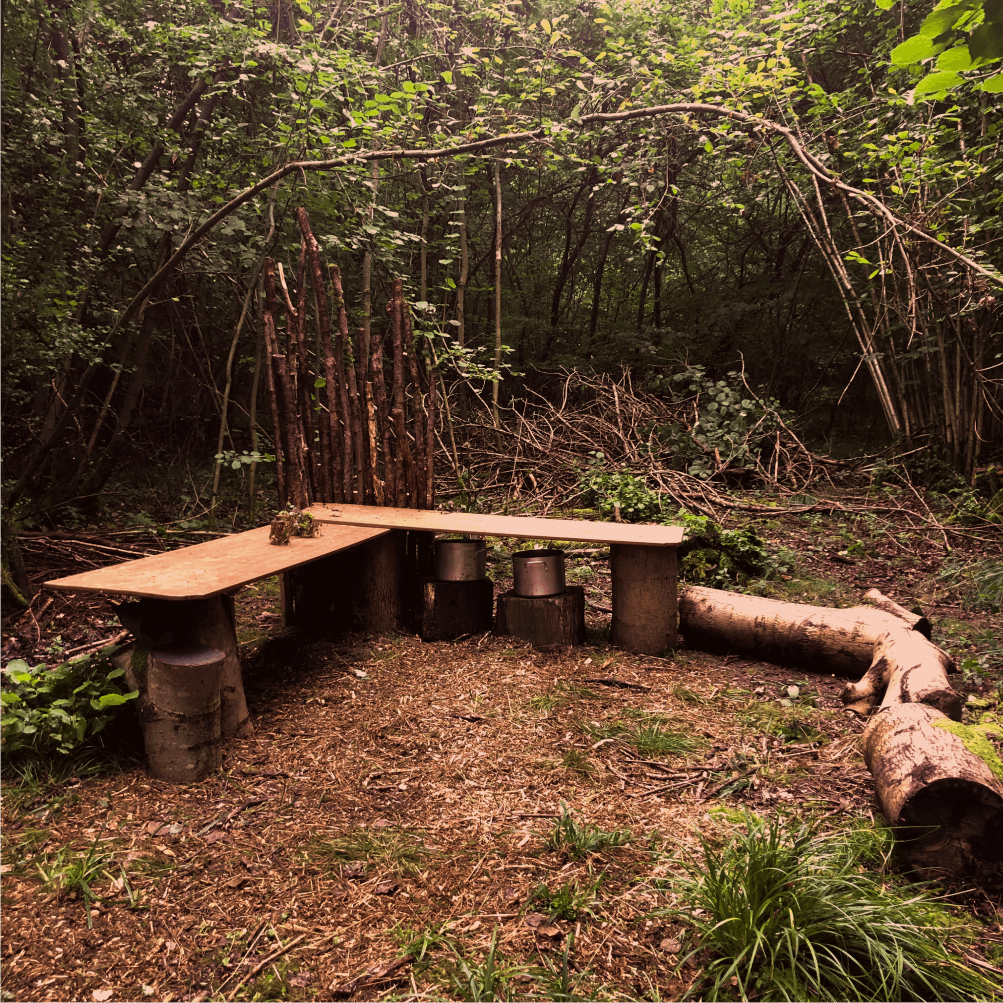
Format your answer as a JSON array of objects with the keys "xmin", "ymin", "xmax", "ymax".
[
  {"xmin": 581, "ymin": 717, "xmax": 703, "ymax": 758},
  {"xmin": 310, "ymin": 826, "xmax": 429, "ymax": 877},
  {"xmin": 547, "ymin": 804, "xmax": 630, "ymax": 860},
  {"xmin": 449, "ymin": 927, "xmax": 531, "ymax": 1002},
  {"xmin": 390, "ymin": 921, "xmax": 458, "ymax": 968},
  {"xmin": 559, "ymin": 749, "xmax": 599, "ymax": 779},
  {"xmin": 34, "ymin": 826, "xmax": 135, "ymax": 928},
  {"xmin": 630, "ymin": 723, "xmax": 703, "ymax": 757},
  {"xmin": 529, "ymin": 873, "xmax": 605, "ymax": 921},
  {"xmin": 661, "ymin": 812, "xmax": 998, "ymax": 1002},
  {"xmin": 938, "ymin": 558, "xmax": 1003, "ymax": 613}
]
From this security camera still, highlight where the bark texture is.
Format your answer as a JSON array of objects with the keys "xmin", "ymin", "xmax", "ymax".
[
  {"xmin": 862, "ymin": 702, "xmax": 1003, "ymax": 883},
  {"xmin": 679, "ymin": 586, "xmax": 921, "ymax": 674},
  {"xmin": 611, "ymin": 544, "xmax": 677, "ymax": 655},
  {"xmin": 842, "ymin": 628, "xmax": 960, "ymax": 719}
]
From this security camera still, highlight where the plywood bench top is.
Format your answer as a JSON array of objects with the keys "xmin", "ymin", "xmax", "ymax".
[
  {"xmin": 45, "ymin": 523, "xmax": 389, "ymax": 601},
  {"xmin": 306, "ymin": 503, "xmax": 685, "ymax": 548}
]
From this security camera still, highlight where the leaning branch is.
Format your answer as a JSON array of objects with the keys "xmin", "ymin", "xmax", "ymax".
[{"xmin": 114, "ymin": 102, "xmax": 1002, "ymax": 331}]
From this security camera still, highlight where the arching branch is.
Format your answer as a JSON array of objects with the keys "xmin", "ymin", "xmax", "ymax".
[{"xmin": 115, "ymin": 102, "xmax": 1002, "ymax": 333}]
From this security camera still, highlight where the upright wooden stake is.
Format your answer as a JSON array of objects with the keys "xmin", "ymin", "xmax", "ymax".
[
  {"xmin": 261, "ymin": 259, "xmax": 286, "ymax": 506},
  {"xmin": 370, "ymin": 318, "xmax": 397, "ymax": 505}
]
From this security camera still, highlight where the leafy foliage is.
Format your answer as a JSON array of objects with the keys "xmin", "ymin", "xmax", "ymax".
[
  {"xmin": 646, "ymin": 367, "xmax": 791, "ymax": 481},
  {"xmin": 1, "ymin": 648, "xmax": 138, "ymax": 759},
  {"xmin": 662, "ymin": 812, "xmax": 999, "ymax": 1002}
]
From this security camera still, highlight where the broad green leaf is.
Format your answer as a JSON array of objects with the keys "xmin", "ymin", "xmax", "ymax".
[
  {"xmin": 541, "ymin": 18, "xmax": 551, "ymax": 34},
  {"xmin": 98, "ymin": 691, "xmax": 138, "ymax": 707},
  {"xmin": 891, "ymin": 34, "xmax": 939, "ymax": 65},
  {"xmin": 920, "ymin": 0, "xmax": 977, "ymax": 39},
  {"xmin": 982, "ymin": 70, "xmax": 1003, "ymax": 89},
  {"xmin": 4, "ymin": 659, "xmax": 30, "ymax": 673},
  {"xmin": 876, "ymin": 0, "xmax": 896, "ymax": 8},
  {"xmin": 937, "ymin": 45, "xmax": 974, "ymax": 70},
  {"xmin": 970, "ymin": 21, "xmax": 1003, "ymax": 59},
  {"xmin": 914, "ymin": 69, "xmax": 963, "ymax": 96}
]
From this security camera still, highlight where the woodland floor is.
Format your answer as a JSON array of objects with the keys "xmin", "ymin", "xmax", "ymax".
[{"xmin": 2, "ymin": 498, "xmax": 1002, "ymax": 1002}]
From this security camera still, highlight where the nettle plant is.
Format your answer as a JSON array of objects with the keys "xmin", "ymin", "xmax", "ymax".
[{"xmin": 1, "ymin": 647, "xmax": 138, "ymax": 759}]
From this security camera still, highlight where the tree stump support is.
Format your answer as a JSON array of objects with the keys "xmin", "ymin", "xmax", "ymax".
[
  {"xmin": 142, "ymin": 642, "xmax": 224, "ymax": 784},
  {"xmin": 283, "ymin": 529, "xmax": 411, "ymax": 634},
  {"xmin": 115, "ymin": 595, "xmax": 252, "ymax": 738},
  {"xmin": 610, "ymin": 544, "xmax": 677, "ymax": 655},
  {"xmin": 415, "ymin": 577, "xmax": 494, "ymax": 641},
  {"xmin": 495, "ymin": 586, "xmax": 586, "ymax": 650}
]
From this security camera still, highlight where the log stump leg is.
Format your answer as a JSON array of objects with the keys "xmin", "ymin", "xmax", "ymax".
[
  {"xmin": 415, "ymin": 578, "xmax": 494, "ymax": 641},
  {"xmin": 116, "ymin": 595, "xmax": 252, "ymax": 738},
  {"xmin": 143, "ymin": 643, "xmax": 224, "ymax": 783},
  {"xmin": 495, "ymin": 586, "xmax": 585, "ymax": 650},
  {"xmin": 610, "ymin": 544, "xmax": 677, "ymax": 655},
  {"xmin": 284, "ymin": 529, "xmax": 410, "ymax": 634}
]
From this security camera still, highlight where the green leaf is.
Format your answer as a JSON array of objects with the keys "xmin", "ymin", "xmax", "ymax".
[
  {"xmin": 937, "ymin": 45, "xmax": 974, "ymax": 70},
  {"xmin": 919, "ymin": 0, "xmax": 977, "ymax": 39},
  {"xmin": 4, "ymin": 659, "xmax": 30, "ymax": 673},
  {"xmin": 913, "ymin": 68, "xmax": 963, "ymax": 96},
  {"xmin": 970, "ymin": 21, "xmax": 1003, "ymax": 60},
  {"xmin": 891, "ymin": 34, "xmax": 940, "ymax": 65},
  {"xmin": 875, "ymin": 0, "xmax": 896, "ymax": 9},
  {"xmin": 982, "ymin": 70, "xmax": 1003, "ymax": 90},
  {"xmin": 98, "ymin": 691, "xmax": 138, "ymax": 707}
]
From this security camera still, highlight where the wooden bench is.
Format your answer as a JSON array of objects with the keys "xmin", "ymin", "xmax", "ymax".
[
  {"xmin": 305, "ymin": 503, "xmax": 685, "ymax": 655},
  {"xmin": 44, "ymin": 523, "xmax": 394, "ymax": 736}
]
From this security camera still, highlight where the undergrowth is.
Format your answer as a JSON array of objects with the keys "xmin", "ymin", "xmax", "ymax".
[{"xmin": 659, "ymin": 812, "xmax": 999, "ymax": 1002}]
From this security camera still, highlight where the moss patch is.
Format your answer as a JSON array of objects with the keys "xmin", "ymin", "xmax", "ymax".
[{"xmin": 931, "ymin": 719, "xmax": 1003, "ymax": 781}]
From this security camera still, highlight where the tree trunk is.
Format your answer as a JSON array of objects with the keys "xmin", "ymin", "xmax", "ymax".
[
  {"xmin": 842, "ymin": 628, "xmax": 959, "ymax": 719},
  {"xmin": 862, "ymin": 702, "xmax": 1003, "ymax": 883},
  {"xmin": 678, "ymin": 586, "xmax": 925, "ymax": 675}
]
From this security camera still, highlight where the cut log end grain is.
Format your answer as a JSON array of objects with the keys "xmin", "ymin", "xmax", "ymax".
[{"xmin": 863, "ymin": 702, "xmax": 1003, "ymax": 884}]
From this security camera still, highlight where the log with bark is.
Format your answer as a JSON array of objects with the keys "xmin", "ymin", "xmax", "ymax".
[
  {"xmin": 678, "ymin": 586, "xmax": 929, "ymax": 675},
  {"xmin": 680, "ymin": 584, "xmax": 1002, "ymax": 883}
]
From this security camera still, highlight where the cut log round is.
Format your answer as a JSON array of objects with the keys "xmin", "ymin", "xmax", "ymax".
[
  {"xmin": 610, "ymin": 544, "xmax": 677, "ymax": 655},
  {"xmin": 863, "ymin": 701, "xmax": 1003, "ymax": 883},
  {"xmin": 116, "ymin": 595, "xmax": 252, "ymax": 738},
  {"xmin": 144, "ymin": 642, "xmax": 225, "ymax": 784},
  {"xmin": 679, "ymin": 586, "xmax": 922, "ymax": 675},
  {"xmin": 415, "ymin": 577, "xmax": 494, "ymax": 641},
  {"xmin": 842, "ymin": 628, "xmax": 960, "ymax": 719},
  {"xmin": 495, "ymin": 586, "xmax": 586, "ymax": 650}
]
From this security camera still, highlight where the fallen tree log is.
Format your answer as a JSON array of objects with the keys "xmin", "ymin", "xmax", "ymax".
[
  {"xmin": 679, "ymin": 584, "xmax": 1003, "ymax": 882},
  {"xmin": 863, "ymin": 701, "xmax": 1003, "ymax": 883},
  {"xmin": 678, "ymin": 586, "xmax": 925, "ymax": 674},
  {"xmin": 842, "ymin": 628, "xmax": 960, "ymax": 719}
]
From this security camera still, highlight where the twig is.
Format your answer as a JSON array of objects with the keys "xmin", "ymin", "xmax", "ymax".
[{"xmin": 226, "ymin": 933, "xmax": 307, "ymax": 1000}]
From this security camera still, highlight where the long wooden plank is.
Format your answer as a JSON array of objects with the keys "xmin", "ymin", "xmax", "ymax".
[
  {"xmin": 306, "ymin": 503, "xmax": 684, "ymax": 547},
  {"xmin": 45, "ymin": 524, "xmax": 389, "ymax": 601}
]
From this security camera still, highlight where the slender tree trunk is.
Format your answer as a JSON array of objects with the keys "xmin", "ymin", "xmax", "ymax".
[{"xmin": 492, "ymin": 155, "xmax": 503, "ymax": 438}]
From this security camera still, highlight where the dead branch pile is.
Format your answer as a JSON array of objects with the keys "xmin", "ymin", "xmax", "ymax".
[
  {"xmin": 437, "ymin": 369, "xmax": 1001, "ymax": 550},
  {"xmin": 264, "ymin": 209, "xmax": 435, "ymax": 510}
]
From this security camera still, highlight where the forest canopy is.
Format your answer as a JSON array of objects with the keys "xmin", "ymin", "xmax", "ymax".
[{"xmin": 2, "ymin": 0, "xmax": 1001, "ymax": 531}]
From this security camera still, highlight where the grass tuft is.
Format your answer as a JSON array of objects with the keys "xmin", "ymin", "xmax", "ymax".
[
  {"xmin": 660, "ymin": 812, "xmax": 999, "ymax": 1002},
  {"xmin": 309, "ymin": 826, "xmax": 429, "ymax": 877},
  {"xmin": 546, "ymin": 804, "xmax": 631, "ymax": 860}
]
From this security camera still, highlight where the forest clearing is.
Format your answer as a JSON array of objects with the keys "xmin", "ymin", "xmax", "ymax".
[{"xmin": 2, "ymin": 0, "xmax": 1003, "ymax": 999}]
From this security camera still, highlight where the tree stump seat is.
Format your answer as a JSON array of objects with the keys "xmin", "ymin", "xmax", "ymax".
[{"xmin": 306, "ymin": 503, "xmax": 685, "ymax": 655}]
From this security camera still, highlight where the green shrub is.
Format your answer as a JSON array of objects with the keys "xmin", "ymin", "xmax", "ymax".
[
  {"xmin": 577, "ymin": 452, "xmax": 663, "ymax": 522},
  {"xmin": 1, "ymin": 647, "xmax": 138, "ymax": 759},
  {"xmin": 661, "ymin": 812, "xmax": 998, "ymax": 1002},
  {"xmin": 644, "ymin": 366, "xmax": 791, "ymax": 480}
]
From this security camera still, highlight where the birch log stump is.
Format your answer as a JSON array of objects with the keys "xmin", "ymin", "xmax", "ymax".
[{"xmin": 678, "ymin": 586, "xmax": 924, "ymax": 674}]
